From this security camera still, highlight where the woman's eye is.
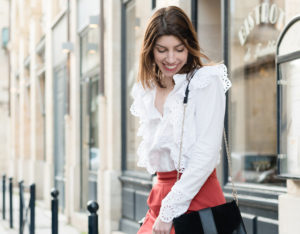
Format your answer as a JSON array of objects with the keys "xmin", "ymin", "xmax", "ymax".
[
  {"xmin": 176, "ymin": 48, "xmax": 185, "ymax": 52},
  {"xmin": 157, "ymin": 49, "xmax": 166, "ymax": 53}
]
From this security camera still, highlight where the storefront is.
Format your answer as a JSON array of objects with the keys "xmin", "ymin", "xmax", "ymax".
[
  {"xmin": 119, "ymin": 0, "xmax": 300, "ymax": 233},
  {"xmin": 224, "ymin": 1, "xmax": 288, "ymax": 233}
]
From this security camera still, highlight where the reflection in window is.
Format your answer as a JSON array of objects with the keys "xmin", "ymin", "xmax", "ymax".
[
  {"xmin": 81, "ymin": 27, "xmax": 100, "ymax": 75},
  {"xmin": 89, "ymin": 78, "xmax": 100, "ymax": 172},
  {"xmin": 229, "ymin": 0, "xmax": 285, "ymax": 185},
  {"xmin": 125, "ymin": 0, "xmax": 145, "ymax": 172},
  {"xmin": 79, "ymin": 26, "xmax": 100, "ymax": 209},
  {"xmin": 278, "ymin": 59, "xmax": 300, "ymax": 176}
]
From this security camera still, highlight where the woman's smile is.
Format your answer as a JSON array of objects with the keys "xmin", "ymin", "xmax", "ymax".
[{"xmin": 163, "ymin": 63, "xmax": 179, "ymax": 72}]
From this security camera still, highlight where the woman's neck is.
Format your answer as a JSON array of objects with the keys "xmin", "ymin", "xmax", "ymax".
[{"xmin": 160, "ymin": 75, "xmax": 174, "ymax": 90}]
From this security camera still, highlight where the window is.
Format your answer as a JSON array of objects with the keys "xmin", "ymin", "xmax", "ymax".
[
  {"xmin": 124, "ymin": 0, "xmax": 141, "ymax": 171},
  {"xmin": 123, "ymin": 0, "xmax": 152, "ymax": 172},
  {"xmin": 276, "ymin": 16, "xmax": 300, "ymax": 178},
  {"xmin": 79, "ymin": 26, "xmax": 100, "ymax": 210},
  {"xmin": 228, "ymin": 0, "xmax": 285, "ymax": 185}
]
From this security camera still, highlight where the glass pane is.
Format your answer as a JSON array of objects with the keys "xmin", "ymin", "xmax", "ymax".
[
  {"xmin": 53, "ymin": 66, "xmax": 67, "ymax": 209},
  {"xmin": 89, "ymin": 78, "xmax": 100, "ymax": 172},
  {"xmin": 125, "ymin": 0, "xmax": 144, "ymax": 171},
  {"xmin": 278, "ymin": 59, "xmax": 300, "ymax": 176},
  {"xmin": 81, "ymin": 27, "xmax": 100, "ymax": 75},
  {"xmin": 278, "ymin": 20, "xmax": 300, "ymax": 56},
  {"xmin": 80, "ymin": 75, "xmax": 100, "ymax": 209},
  {"xmin": 52, "ymin": 16, "xmax": 67, "ymax": 67},
  {"xmin": 80, "ymin": 24, "xmax": 100, "ymax": 209},
  {"xmin": 80, "ymin": 80, "xmax": 89, "ymax": 209},
  {"xmin": 77, "ymin": 0, "xmax": 99, "ymax": 30},
  {"xmin": 229, "ymin": 0, "xmax": 285, "ymax": 185}
]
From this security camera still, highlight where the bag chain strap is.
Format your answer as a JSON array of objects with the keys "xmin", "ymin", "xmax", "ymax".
[
  {"xmin": 176, "ymin": 72, "xmax": 239, "ymax": 205},
  {"xmin": 177, "ymin": 104, "xmax": 187, "ymax": 181},
  {"xmin": 223, "ymin": 128, "xmax": 239, "ymax": 205}
]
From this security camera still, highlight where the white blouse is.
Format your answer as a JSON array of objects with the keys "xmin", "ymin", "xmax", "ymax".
[{"xmin": 130, "ymin": 64, "xmax": 232, "ymax": 223}]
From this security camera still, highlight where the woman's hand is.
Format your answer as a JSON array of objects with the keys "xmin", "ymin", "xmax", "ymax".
[{"xmin": 152, "ymin": 217, "xmax": 172, "ymax": 234}]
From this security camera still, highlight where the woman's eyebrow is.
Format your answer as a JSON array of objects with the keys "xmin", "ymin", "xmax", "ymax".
[{"xmin": 155, "ymin": 43, "xmax": 184, "ymax": 48}]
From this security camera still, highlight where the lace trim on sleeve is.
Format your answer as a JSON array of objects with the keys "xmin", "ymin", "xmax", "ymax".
[
  {"xmin": 159, "ymin": 189, "xmax": 190, "ymax": 223},
  {"xmin": 218, "ymin": 64, "xmax": 232, "ymax": 93}
]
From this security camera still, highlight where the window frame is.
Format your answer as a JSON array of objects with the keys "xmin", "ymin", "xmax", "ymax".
[{"xmin": 276, "ymin": 15, "xmax": 300, "ymax": 180}]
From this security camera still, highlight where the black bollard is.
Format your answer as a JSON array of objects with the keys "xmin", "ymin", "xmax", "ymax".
[
  {"xmin": 29, "ymin": 184, "xmax": 35, "ymax": 234},
  {"xmin": 87, "ymin": 201, "xmax": 99, "ymax": 234},
  {"xmin": 9, "ymin": 177, "xmax": 13, "ymax": 228},
  {"xmin": 19, "ymin": 180, "xmax": 24, "ymax": 234},
  {"xmin": 51, "ymin": 188, "xmax": 59, "ymax": 234},
  {"xmin": 2, "ymin": 174, "xmax": 6, "ymax": 220}
]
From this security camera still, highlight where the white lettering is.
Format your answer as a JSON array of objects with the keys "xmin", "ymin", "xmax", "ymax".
[
  {"xmin": 243, "ymin": 18, "xmax": 250, "ymax": 36},
  {"xmin": 247, "ymin": 12, "xmax": 255, "ymax": 31},
  {"xmin": 254, "ymin": 40, "xmax": 276, "ymax": 59},
  {"xmin": 276, "ymin": 9, "xmax": 285, "ymax": 30},
  {"xmin": 239, "ymin": 27, "xmax": 247, "ymax": 46},
  {"xmin": 238, "ymin": 3, "xmax": 285, "ymax": 46},
  {"xmin": 254, "ymin": 5, "xmax": 260, "ymax": 25},
  {"xmin": 261, "ymin": 2, "xmax": 269, "ymax": 23},
  {"xmin": 269, "ymin": 4, "xmax": 278, "ymax": 24}
]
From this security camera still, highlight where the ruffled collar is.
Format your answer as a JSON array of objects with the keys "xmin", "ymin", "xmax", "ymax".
[{"xmin": 133, "ymin": 64, "xmax": 231, "ymax": 121}]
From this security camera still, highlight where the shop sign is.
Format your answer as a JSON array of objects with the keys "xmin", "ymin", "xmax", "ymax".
[{"xmin": 238, "ymin": 2, "xmax": 285, "ymax": 62}]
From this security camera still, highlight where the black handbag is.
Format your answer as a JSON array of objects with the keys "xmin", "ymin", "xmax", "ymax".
[
  {"xmin": 172, "ymin": 71, "xmax": 247, "ymax": 234},
  {"xmin": 173, "ymin": 200, "xmax": 246, "ymax": 234}
]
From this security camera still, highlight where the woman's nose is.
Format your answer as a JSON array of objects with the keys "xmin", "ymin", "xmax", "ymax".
[{"xmin": 166, "ymin": 51, "xmax": 176, "ymax": 64}]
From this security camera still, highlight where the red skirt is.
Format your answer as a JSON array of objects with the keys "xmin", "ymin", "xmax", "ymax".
[{"xmin": 137, "ymin": 169, "xmax": 226, "ymax": 234}]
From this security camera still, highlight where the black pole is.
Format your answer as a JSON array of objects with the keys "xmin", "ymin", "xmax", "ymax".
[
  {"xmin": 2, "ymin": 174, "xmax": 6, "ymax": 220},
  {"xmin": 87, "ymin": 200, "xmax": 99, "ymax": 234},
  {"xmin": 29, "ymin": 184, "xmax": 35, "ymax": 234},
  {"xmin": 51, "ymin": 188, "xmax": 59, "ymax": 234},
  {"xmin": 9, "ymin": 177, "xmax": 13, "ymax": 228},
  {"xmin": 19, "ymin": 180, "xmax": 24, "ymax": 234},
  {"xmin": 191, "ymin": 0, "xmax": 198, "ymax": 32}
]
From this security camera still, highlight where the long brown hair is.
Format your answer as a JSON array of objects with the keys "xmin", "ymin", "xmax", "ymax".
[{"xmin": 138, "ymin": 6, "xmax": 209, "ymax": 89}]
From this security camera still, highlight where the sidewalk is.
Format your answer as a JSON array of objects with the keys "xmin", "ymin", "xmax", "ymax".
[{"xmin": 0, "ymin": 192, "xmax": 82, "ymax": 234}]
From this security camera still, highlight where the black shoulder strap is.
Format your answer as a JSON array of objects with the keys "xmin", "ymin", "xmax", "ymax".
[{"xmin": 183, "ymin": 69, "xmax": 197, "ymax": 104}]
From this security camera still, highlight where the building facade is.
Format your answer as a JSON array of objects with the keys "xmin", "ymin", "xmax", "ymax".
[
  {"xmin": 0, "ymin": 0, "xmax": 10, "ymax": 176},
  {"xmin": 4, "ymin": 0, "xmax": 300, "ymax": 234}
]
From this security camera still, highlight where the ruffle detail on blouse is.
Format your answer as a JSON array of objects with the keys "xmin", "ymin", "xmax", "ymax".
[
  {"xmin": 218, "ymin": 64, "xmax": 232, "ymax": 93},
  {"xmin": 129, "ymin": 83, "xmax": 147, "ymax": 118},
  {"xmin": 130, "ymin": 83, "xmax": 158, "ymax": 174},
  {"xmin": 189, "ymin": 64, "xmax": 232, "ymax": 93}
]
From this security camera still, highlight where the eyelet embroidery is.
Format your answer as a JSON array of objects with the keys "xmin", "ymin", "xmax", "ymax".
[
  {"xmin": 218, "ymin": 64, "xmax": 232, "ymax": 93},
  {"xmin": 159, "ymin": 189, "xmax": 190, "ymax": 222}
]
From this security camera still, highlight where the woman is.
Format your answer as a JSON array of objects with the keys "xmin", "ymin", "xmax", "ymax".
[{"xmin": 130, "ymin": 6, "xmax": 231, "ymax": 234}]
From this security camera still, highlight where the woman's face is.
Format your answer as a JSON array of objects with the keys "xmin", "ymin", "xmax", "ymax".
[{"xmin": 153, "ymin": 35, "xmax": 188, "ymax": 80}]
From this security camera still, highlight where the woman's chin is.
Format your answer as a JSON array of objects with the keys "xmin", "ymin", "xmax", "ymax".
[{"xmin": 161, "ymin": 68, "xmax": 181, "ymax": 78}]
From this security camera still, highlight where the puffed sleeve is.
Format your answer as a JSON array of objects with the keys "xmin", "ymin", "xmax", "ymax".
[{"xmin": 158, "ymin": 65, "xmax": 230, "ymax": 222}]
